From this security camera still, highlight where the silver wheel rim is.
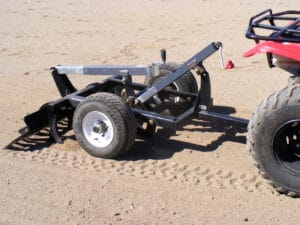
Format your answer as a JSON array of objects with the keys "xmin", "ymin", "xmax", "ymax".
[{"xmin": 82, "ymin": 111, "xmax": 114, "ymax": 148}]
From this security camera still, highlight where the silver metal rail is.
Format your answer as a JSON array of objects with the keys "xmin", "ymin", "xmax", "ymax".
[{"xmin": 54, "ymin": 64, "xmax": 159, "ymax": 77}]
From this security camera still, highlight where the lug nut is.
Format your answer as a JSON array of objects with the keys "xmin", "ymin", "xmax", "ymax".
[{"xmin": 93, "ymin": 127, "xmax": 100, "ymax": 133}]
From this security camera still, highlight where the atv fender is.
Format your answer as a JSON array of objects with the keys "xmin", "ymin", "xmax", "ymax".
[{"xmin": 243, "ymin": 41, "xmax": 300, "ymax": 62}]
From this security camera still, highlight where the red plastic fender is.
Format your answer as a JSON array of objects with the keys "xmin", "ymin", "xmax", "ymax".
[{"xmin": 243, "ymin": 41, "xmax": 300, "ymax": 62}]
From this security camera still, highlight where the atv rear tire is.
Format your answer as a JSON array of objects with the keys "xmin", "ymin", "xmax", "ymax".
[
  {"xmin": 247, "ymin": 84, "xmax": 300, "ymax": 197},
  {"xmin": 73, "ymin": 93, "xmax": 136, "ymax": 158},
  {"xmin": 288, "ymin": 75, "xmax": 300, "ymax": 86}
]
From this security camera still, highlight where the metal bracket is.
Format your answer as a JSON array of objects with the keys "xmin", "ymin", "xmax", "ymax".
[
  {"xmin": 136, "ymin": 42, "xmax": 221, "ymax": 104},
  {"xmin": 51, "ymin": 68, "xmax": 77, "ymax": 97}
]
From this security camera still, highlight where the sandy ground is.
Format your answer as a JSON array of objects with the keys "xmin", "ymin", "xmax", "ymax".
[{"xmin": 1, "ymin": 0, "xmax": 300, "ymax": 224}]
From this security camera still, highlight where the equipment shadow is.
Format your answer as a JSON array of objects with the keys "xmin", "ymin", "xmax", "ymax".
[
  {"xmin": 118, "ymin": 105, "xmax": 248, "ymax": 161},
  {"xmin": 3, "ymin": 120, "xmax": 71, "ymax": 152},
  {"xmin": 4, "ymin": 106, "xmax": 247, "ymax": 161}
]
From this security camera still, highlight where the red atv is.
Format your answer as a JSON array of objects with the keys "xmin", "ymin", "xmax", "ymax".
[{"xmin": 244, "ymin": 9, "xmax": 300, "ymax": 196}]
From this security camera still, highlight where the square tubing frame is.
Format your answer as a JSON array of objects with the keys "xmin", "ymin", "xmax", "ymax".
[
  {"xmin": 7, "ymin": 41, "xmax": 249, "ymax": 148},
  {"xmin": 50, "ymin": 41, "xmax": 248, "ymax": 135}
]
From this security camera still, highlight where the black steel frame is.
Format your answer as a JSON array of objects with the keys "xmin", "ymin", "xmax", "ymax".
[
  {"xmin": 246, "ymin": 9, "xmax": 300, "ymax": 43},
  {"xmin": 7, "ymin": 41, "xmax": 249, "ymax": 147}
]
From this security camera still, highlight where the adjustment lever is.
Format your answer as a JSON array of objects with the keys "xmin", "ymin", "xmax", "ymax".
[{"xmin": 160, "ymin": 49, "xmax": 166, "ymax": 64}]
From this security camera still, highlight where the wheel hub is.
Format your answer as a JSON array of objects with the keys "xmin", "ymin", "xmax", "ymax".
[
  {"xmin": 289, "ymin": 121, "xmax": 300, "ymax": 157},
  {"xmin": 93, "ymin": 121, "xmax": 108, "ymax": 134},
  {"xmin": 273, "ymin": 120, "xmax": 300, "ymax": 174},
  {"xmin": 82, "ymin": 111, "xmax": 114, "ymax": 148}
]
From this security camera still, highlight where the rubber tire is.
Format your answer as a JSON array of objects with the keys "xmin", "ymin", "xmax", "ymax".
[
  {"xmin": 144, "ymin": 62, "xmax": 198, "ymax": 93},
  {"xmin": 247, "ymin": 84, "xmax": 300, "ymax": 197},
  {"xmin": 103, "ymin": 87, "xmax": 137, "ymax": 154},
  {"xmin": 73, "ymin": 93, "xmax": 136, "ymax": 158},
  {"xmin": 288, "ymin": 75, "xmax": 300, "ymax": 86},
  {"xmin": 144, "ymin": 63, "xmax": 198, "ymax": 116}
]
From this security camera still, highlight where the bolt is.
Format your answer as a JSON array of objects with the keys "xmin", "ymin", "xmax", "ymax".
[
  {"xmin": 149, "ymin": 120, "xmax": 154, "ymax": 125},
  {"xmin": 93, "ymin": 121, "xmax": 106, "ymax": 134},
  {"xmin": 93, "ymin": 126, "xmax": 101, "ymax": 133}
]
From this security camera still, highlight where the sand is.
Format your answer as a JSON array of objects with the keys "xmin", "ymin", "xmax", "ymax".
[{"xmin": 0, "ymin": 0, "xmax": 300, "ymax": 224}]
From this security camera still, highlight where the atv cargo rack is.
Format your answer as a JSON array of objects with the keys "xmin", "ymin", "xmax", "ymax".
[{"xmin": 246, "ymin": 9, "xmax": 300, "ymax": 43}]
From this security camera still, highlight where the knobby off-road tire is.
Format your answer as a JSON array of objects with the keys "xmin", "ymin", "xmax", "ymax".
[
  {"xmin": 288, "ymin": 75, "xmax": 300, "ymax": 86},
  {"xmin": 73, "ymin": 93, "xmax": 136, "ymax": 159},
  {"xmin": 247, "ymin": 84, "xmax": 300, "ymax": 197},
  {"xmin": 144, "ymin": 63, "xmax": 198, "ymax": 116}
]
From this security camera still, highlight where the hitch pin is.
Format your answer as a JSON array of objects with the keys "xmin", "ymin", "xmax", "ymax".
[{"xmin": 218, "ymin": 45, "xmax": 225, "ymax": 69}]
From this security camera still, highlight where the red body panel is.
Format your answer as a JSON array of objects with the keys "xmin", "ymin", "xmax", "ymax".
[{"xmin": 243, "ymin": 41, "xmax": 300, "ymax": 62}]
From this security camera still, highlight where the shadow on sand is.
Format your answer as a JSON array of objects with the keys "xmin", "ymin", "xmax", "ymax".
[{"xmin": 3, "ymin": 106, "xmax": 247, "ymax": 160}]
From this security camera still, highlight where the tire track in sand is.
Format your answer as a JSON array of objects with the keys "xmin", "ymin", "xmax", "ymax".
[{"xmin": 1, "ymin": 148, "xmax": 278, "ymax": 196}]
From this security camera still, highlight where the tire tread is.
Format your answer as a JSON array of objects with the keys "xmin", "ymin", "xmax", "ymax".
[
  {"xmin": 73, "ymin": 93, "xmax": 136, "ymax": 158},
  {"xmin": 247, "ymin": 84, "xmax": 300, "ymax": 197}
]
